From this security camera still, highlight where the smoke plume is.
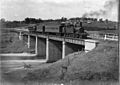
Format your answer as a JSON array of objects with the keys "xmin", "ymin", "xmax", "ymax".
[{"xmin": 82, "ymin": 0, "xmax": 118, "ymax": 18}]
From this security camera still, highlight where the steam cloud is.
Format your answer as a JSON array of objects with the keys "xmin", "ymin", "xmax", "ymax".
[{"xmin": 82, "ymin": 0, "xmax": 118, "ymax": 18}]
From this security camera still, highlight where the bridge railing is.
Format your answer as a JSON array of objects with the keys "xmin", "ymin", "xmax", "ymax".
[{"xmin": 104, "ymin": 34, "xmax": 118, "ymax": 41}]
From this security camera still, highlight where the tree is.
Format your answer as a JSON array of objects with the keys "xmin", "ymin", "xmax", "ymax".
[
  {"xmin": 24, "ymin": 17, "xmax": 43, "ymax": 24},
  {"xmin": 25, "ymin": 17, "xmax": 30, "ymax": 24},
  {"xmin": 105, "ymin": 19, "xmax": 109, "ymax": 23},
  {"xmin": 99, "ymin": 18, "xmax": 103, "ymax": 22},
  {"xmin": 0, "ymin": 18, "xmax": 5, "ymax": 23},
  {"xmin": 61, "ymin": 17, "xmax": 67, "ymax": 22}
]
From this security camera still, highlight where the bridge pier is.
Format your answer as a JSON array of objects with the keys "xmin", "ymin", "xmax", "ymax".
[
  {"xmin": 27, "ymin": 35, "xmax": 30, "ymax": 48},
  {"xmin": 46, "ymin": 38, "xmax": 49, "ymax": 61},
  {"xmin": 19, "ymin": 31, "xmax": 22, "ymax": 40},
  {"xmin": 62, "ymin": 41, "xmax": 65, "ymax": 59}
]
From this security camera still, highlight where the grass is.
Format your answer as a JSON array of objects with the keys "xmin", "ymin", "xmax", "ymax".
[
  {"xmin": 1, "ymin": 41, "xmax": 118, "ymax": 85},
  {"xmin": 0, "ymin": 28, "xmax": 32, "ymax": 54},
  {"xmin": 0, "ymin": 28, "xmax": 20, "ymax": 53},
  {"xmin": 1, "ymin": 80, "xmax": 119, "ymax": 85},
  {"xmin": 82, "ymin": 21, "xmax": 116, "ymax": 30}
]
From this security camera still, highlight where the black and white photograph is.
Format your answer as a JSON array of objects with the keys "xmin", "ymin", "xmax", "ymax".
[{"xmin": 0, "ymin": 0, "xmax": 119, "ymax": 85}]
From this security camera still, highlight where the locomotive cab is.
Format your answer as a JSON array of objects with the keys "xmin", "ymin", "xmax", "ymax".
[{"xmin": 74, "ymin": 22, "xmax": 88, "ymax": 38}]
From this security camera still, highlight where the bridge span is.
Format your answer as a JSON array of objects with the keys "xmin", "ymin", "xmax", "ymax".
[
  {"xmin": 2, "ymin": 28, "xmax": 118, "ymax": 62},
  {"xmin": 1, "ymin": 28, "xmax": 117, "ymax": 63},
  {"xmin": 17, "ymin": 30, "xmax": 98, "ymax": 62}
]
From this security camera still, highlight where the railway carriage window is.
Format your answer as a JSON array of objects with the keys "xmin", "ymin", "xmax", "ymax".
[
  {"xmin": 80, "ymin": 22, "xmax": 82, "ymax": 26},
  {"xmin": 42, "ymin": 25, "xmax": 45, "ymax": 32},
  {"xmin": 35, "ymin": 26, "xmax": 37, "ymax": 31}
]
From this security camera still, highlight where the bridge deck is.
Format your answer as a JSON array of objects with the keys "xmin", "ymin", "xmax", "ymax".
[{"xmin": 23, "ymin": 32, "xmax": 89, "ymax": 45}]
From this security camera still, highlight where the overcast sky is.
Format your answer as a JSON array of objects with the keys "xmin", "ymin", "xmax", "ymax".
[{"xmin": 0, "ymin": 0, "xmax": 118, "ymax": 21}]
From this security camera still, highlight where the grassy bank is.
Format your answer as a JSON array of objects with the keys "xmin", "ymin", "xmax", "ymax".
[
  {"xmin": 0, "ymin": 28, "xmax": 31, "ymax": 53},
  {"xmin": 0, "ymin": 28, "xmax": 18, "ymax": 53},
  {"xmin": 1, "ymin": 41, "xmax": 118, "ymax": 85}
]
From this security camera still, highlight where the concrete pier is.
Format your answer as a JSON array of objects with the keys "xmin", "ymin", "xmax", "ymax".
[
  {"xmin": 62, "ymin": 41, "xmax": 65, "ymax": 59},
  {"xmin": 27, "ymin": 35, "xmax": 30, "ymax": 48},
  {"xmin": 19, "ymin": 31, "xmax": 22, "ymax": 40},
  {"xmin": 46, "ymin": 38, "xmax": 49, "ymax": 61}
]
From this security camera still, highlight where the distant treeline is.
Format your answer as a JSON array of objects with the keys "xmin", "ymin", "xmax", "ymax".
[
  {"xmin": 0, "ymin": 17, "xmax": 67, "ymax": 28},
  {"xmin": 0, "ymin": 17, "xmax": 117, "ymax": 30}
]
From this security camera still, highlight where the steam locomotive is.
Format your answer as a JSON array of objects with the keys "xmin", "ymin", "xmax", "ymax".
[{"xmin": 28, "ymin": 21, "xmax": 88, "ymax": 39}]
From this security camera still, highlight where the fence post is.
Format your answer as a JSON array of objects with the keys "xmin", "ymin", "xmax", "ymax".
[{"xmin": 104, "ymin": 34, "xmax": 107, "ymax": 40}]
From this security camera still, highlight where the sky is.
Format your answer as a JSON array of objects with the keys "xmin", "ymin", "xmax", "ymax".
[{"xmin": 0, "ymin": 0, "xmax": 118, "ymax": 21}]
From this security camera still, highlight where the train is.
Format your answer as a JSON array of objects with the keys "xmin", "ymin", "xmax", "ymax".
[{"xmin": 27, "ymin": 21, "xmax": 88, "ymax": 39}]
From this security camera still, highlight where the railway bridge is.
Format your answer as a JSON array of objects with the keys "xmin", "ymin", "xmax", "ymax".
[{"xmin": 18, "ymin": 30, "xmax": 98, "ymax": 62}]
